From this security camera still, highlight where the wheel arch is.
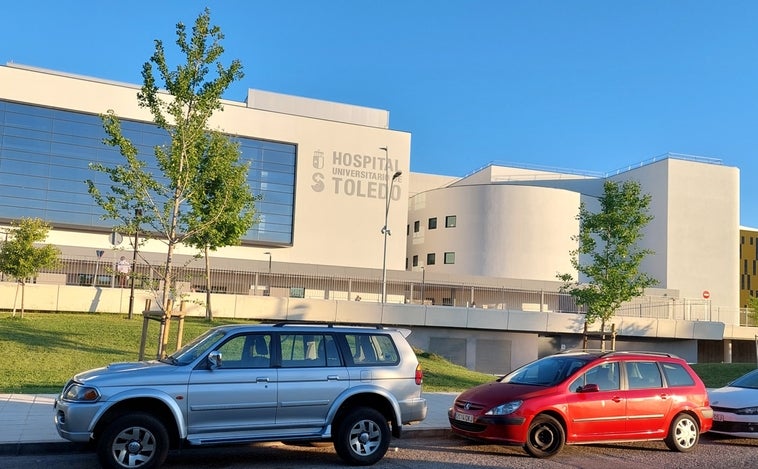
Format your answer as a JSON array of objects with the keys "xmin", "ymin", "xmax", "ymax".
[
  {"xmin": 92, "ymin": 397, "xmax": 183, "ymax": 448},
  {"xmin": 330, "ymin": 391, "xmax": 400, "ymax": 438}
]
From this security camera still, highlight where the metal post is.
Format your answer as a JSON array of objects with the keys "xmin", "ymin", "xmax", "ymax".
[
  {"xmin": 127, "ymin": 208, "xmax": 142, "ymax": 320},
  {"xmin": 379, "ymin": 147, "xmax": 401, "ymax": 304},
  {"xmin": 420, "ymin": 266, "xmax": 425, "ymax": 305},
  {"xmin": 263, "ymin": 251, "xmax": 271, "ymax": 296}
]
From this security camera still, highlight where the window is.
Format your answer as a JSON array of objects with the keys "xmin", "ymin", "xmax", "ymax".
[
  {"xmin": 625, "ymin": 361, "xmax": 663, "ymax": 389},
  {"xmin": 289, "ymin": 287, "xmax": 305, "ymax": 298},
  {"xmin": 216, "ymin": 334, "xmax": 271, "ymax": 368},
  {"xmin": 445, "ymin": 215, "xmax": 456, "ymax": 228},
  {"xmin": 280, "ymin": 334, "xmax": 339, "ymax": 367},
  {"xmin": 661, "ymin": 362, "xmax": 696, "ymax": 387},
  {"xmin": 344, "ymin": 334, "xmax": 399, "ymax": 365},
  {"xmin": 569, "ymin": 362, "xmax": 619, "ymax": 391},
  {"xmin": 444, "ymin": 252, "xmax": 455, "ymax": 264},
  {"xmin": 413, "ymin": 220, "xmax": 420, "ymax": 233},
  {"xmin": 0, "ymin": 100, "xmax": 297, "ymax": 245},
  {"xmin": 412, "ymin": 255, "xmax": 418, "ymax": 267},
  {"xmin": 426, "ymin": 253, "xmax": 436, "ymax": 265},
  {"xmin": 428, "ymin": 217, "xmax": 437, "ymax": 230}
]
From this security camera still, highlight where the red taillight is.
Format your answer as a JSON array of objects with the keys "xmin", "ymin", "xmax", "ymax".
[{"xmin": 415, "ymin": 364, "xmax": 423, "ymax": 385}]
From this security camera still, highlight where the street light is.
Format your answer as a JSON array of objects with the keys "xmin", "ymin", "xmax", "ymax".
[
  {"xmin": 263, "ymin": 251, "xmax": 272, "ymax": 296},
  {"xmin": 379, "ymin": 147, "xmax": 402, "ymax": 304},
  {"xmin": 127, "ymin": 208, "xmax": 142, "ymax": 320}
]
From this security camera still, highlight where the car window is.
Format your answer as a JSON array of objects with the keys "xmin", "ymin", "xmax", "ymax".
[
  {"xmin": 280, "ymin": 333, "xmax": 340, "ymax": 368},
  {"xmin": 625, "ymin": 361, "xmax": 663, "ymax": 389},
  {"xmin": 729, "ymin": 369, "xmax": 758, "ymax": 388},
  {"xmin": 569, "ymin": 362, "xmax": 619, "ymax": 391},
  {"xmin": 216, "ymin": 334, "xmax": 271, "ymax": 369},
  {"xmin": 661, "ymin": 362, "xmax": 695, "ymax": 387},
  {"xmin": 344, "ymin": 333, "xmax": 399, "ymax": 366}
]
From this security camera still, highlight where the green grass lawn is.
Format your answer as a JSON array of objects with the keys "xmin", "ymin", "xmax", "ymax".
[{"xmin": 1, "ymin": 312, "xmax": 753, "ymax": 394}]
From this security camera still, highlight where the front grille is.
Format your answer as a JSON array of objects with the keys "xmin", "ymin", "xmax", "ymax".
[
  {"xmin": 711, "ymin": 406, "xmax": 735, "ymax": 413},
  {"xmin": 453, "ymin": 400, "xmax": 486, "ymax": 412},
  {"xmin": 712, "ymin": 421, "xmax": 758, "ymax": 433}
]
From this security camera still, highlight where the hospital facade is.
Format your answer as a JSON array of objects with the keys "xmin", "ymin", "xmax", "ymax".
[{"xmin": 0, "ymin": 63, "xmax": 753, "ymax": 370}]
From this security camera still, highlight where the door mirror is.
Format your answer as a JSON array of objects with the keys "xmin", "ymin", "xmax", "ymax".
[{"xmin": 208, "ymin": 350, "xmax": 223, "ymax": 370}]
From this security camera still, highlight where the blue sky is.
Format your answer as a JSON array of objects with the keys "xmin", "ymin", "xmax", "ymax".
[{"xmin": 3, "ymin": 1, "xmax": 758, "ymax": 225}]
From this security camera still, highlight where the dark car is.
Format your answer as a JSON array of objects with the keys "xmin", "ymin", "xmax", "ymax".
[{"xmin": 449, "ymin": 350, "xmax": 712, "ymax": 458}]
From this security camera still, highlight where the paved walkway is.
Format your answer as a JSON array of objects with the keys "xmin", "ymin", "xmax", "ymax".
[{"xmin": 0, "ymin": 392, "xmax": 456, "ymax": 453}]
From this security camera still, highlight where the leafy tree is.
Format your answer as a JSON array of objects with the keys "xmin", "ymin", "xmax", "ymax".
[
  {"xmin": 558, "ymin": 180, "xmax": 658, "ymax": 350},
  {"xmin": 184, "ymin": 131, "xmax": 258, "ymax": 320},
  {"xmin": 86, "ymin": 9, "xmax": 248, "ymax": 326},
  {"xmin": 0, "ymin": 218, "xmax": 61, "ymax": 318},
  {"xmin": 746, "ymin": 297, "xmax": 758, "ymax": 327}
]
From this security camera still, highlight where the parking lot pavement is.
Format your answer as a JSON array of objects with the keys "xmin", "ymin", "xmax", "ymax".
[{"xmin": 0, "ymin": 391, "xmax": 457, "ymax": 453}]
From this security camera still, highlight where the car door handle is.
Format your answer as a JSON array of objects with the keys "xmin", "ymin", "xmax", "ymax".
[
  {"xmin": 659, "ymin": 393, "xmax": 670, "ymax": 400},
  {"xmin": 327, "ymin": 375, "xmax": 341, "ymax": 380},
  {"xmin": 256, "ymin": 377, "xmax": 270, "ymax": 383},
  {"xmin": 611, "ymin": 396, "xmax": 622, "ymax": 403}
]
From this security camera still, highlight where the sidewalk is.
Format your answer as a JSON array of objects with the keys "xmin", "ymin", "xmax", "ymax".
[{"xmin": 0, "ymin": 392, "xmax": 456, "ymax": 454}]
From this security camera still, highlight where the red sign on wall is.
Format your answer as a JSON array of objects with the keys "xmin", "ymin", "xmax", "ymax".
[{"xmin": 703, "ymin": 290, "xmax": 710, "ymax": 299}]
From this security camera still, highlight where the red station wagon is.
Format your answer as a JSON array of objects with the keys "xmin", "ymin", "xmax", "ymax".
[{"xmin": 449, "ymin": 351, "xmax": 713, "ymax": 458}]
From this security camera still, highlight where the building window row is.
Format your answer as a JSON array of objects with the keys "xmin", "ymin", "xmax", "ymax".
[
  {"xmin": 409, "ymin": 214, "xmax": 456, "ymax": 234},
  {"xmin": 410, "ymin": 251, "xmax": 454, "ymax": 267}
]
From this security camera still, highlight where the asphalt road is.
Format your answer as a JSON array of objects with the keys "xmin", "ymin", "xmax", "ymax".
[{"xmin": 1, "ymin": 433, "xmax": 756, "ymax": 469}]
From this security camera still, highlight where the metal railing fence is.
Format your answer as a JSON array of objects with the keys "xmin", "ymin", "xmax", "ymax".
[{"xmin": 14, "ymin": 256, "xmax": 736, "ymax": 323}]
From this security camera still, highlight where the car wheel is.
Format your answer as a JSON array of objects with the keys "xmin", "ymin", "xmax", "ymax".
[
  {"xmin": 664, "ymin": 413, "xmax": 699, "ymax": 452},
  {"xmin": 333, "ymin": 407, "xmax": 390, "ymax": 466},
  {"xmin": 523, "ymin": 414, "xmax": 565, "ymax": 458},
  {"xmin": 96, "ymin": 412, "xmax": 169, "ymax": 469}
]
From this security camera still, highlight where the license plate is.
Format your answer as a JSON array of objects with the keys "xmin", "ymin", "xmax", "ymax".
[
  {"xmin": 455, "ymin": 411, "xmax": 474, "ymax": 423},
  {"xmin": 714, "ymin": 414, "xmax": 724, "ymax": 422}
]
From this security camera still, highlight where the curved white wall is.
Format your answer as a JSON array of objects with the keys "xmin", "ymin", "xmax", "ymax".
[{"xmin": 407, "ymin": 184, "xmax": 580, "ymax": 281}]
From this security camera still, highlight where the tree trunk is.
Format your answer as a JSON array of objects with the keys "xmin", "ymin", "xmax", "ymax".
[
  {"xmin": 205, "ymin": 244, "xmax": 212, "ymax": 321},
  {"xmin": 20, "ymin": 281, "xmax": 25, "ymax": 319}
]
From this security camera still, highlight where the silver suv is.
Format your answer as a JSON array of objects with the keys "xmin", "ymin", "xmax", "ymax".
[{"xmin": 54, "ymin": 323, "xmax": 427, "ymax": 468}]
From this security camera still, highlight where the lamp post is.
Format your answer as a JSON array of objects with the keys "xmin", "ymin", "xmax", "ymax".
[
  {"xmin": 127, "ymin": 208, "xmax": 142, "ymax": 320},
  {"xmin": 379, "ymin": 147, "xmax": 402, "ymax": 304},
  {"xmin": 263, "ymin": 251, "xmax": 271, "ymax": 296}
]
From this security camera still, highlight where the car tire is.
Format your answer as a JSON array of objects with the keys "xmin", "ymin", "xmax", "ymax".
[
  {"xmin": 664, "ymin": 413, "xmax": 699, "ymax": 452},
  {"xmin": 333, "ymin": 407, "xmax": 390, "ymax": 466},
  {"xmin": 96, "ymin": 412, "xmax": 169, "ymax": 469},
  {"xmin": 523, "ymin": 414, "xmax": 565, "ymax": 458}
]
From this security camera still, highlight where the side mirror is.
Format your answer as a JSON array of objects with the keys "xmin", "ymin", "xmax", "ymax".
[
  {"xmin": 578, "ymin": 383, "xmax": 599, "ymax": 393},
  {"xmin": 208, "ymin": 350, "xmax": 223, "ymax": 370}
]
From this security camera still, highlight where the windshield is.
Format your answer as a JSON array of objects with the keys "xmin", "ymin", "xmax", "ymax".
[
  {"xmin": 729, "ymin": 369, "xmax": 758, "ymax": 389},
  {"xmin": 500, "ymin": 355, "xmax": 592, "ymax": 387},
  {"xmin": 166, "ymin": 328, "xmax": 227, "ymax": 365}
]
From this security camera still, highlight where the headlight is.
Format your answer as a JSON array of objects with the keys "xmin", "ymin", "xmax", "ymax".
[
  {"xmin": 485, "ymin": 400, "xmax": 523, "ymax": 416},
  {"xmin": 62, "ymin": 383, "xmax": 100, "ymax": 402},
  {"xmin": 736, "ymin": 407, "xmax": 758, "ymax": 415}
]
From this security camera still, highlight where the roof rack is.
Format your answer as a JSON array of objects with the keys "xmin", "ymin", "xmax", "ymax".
[
  {"xmin": 557, "ymin": 349, "xmax": 680, "ymax": 359},
  {"xmin": 601, "ymin": 350, "xmax": 679, "ymax": 358},
  {"xmin": 271, "ymin": 321, "xmax": 385, "ymax": 330}
]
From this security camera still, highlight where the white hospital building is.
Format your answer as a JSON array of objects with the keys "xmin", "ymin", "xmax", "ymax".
[{"xmin": 0, "ymin": 63, "xmax": 750, "ymax": 370}]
